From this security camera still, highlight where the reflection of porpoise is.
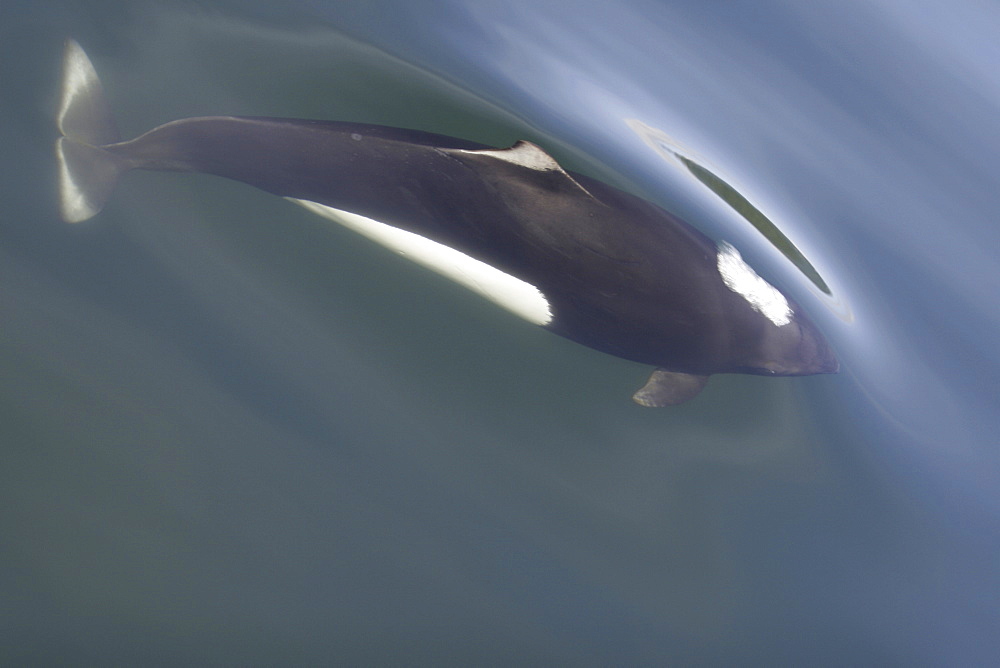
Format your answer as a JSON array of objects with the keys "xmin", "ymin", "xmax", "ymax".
[{"xmin": 55, "ymin": 40, "xmax": 837, "ymax": 406}]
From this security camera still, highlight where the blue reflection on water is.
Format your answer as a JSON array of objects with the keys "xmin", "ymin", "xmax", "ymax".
[{"xmin": 2, "ymin": 0, "xmax": 998, "ymax": 664}]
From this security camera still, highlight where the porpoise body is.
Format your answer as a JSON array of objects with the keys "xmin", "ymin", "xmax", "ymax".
[{"xmin": 56, "ymin": 40, "xmax": 837, "ymax": 405}]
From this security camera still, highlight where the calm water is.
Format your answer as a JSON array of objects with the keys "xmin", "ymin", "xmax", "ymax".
[{"xmin": 2, "ymin": 1, "xmax": 998, "ymax": 664}]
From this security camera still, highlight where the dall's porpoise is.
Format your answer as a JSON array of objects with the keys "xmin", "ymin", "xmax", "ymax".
[{"xmin": 56, "ymin": 40, "xmax": 837, "ymax": 405}]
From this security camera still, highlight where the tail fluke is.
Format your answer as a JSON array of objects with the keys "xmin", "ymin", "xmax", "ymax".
[{"xmin": 56, "ymin": 39, "xmax": 124, "ymax": 222}]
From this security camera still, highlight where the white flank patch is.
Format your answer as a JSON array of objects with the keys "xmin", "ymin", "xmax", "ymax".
[
  {"xmin": 716, "ymin": 241, "xmax": 792, "ymax": 326},
  {"xmin": 289, "ymin": 199, "xmax": 553, "ymax": 326}
]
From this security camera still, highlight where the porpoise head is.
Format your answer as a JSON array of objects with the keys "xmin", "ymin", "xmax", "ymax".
[
  {"xmin": 715, "ymin": 240, "xmax": 838, "ymax": 377},
  {"xmin": 740, "ymin": 314, "xmax": 839, "ymax": 376}
]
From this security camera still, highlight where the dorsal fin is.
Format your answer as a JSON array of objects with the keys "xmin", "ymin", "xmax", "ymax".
[
  {"xmin": 460, "ymin": 140, "xmax": 563, "ymax": 171},
  {"xmin": 445, "ymin": 141, "xmax": 596, "ymax": 199},
  {"xmin": 632, "ymin": 368, "xmax": 709, "ymax": 407}
]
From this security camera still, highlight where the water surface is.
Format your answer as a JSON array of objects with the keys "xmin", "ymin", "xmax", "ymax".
[{"xmin": 2, "ymin": 1, "xmax": 998, "ymax": 664}]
